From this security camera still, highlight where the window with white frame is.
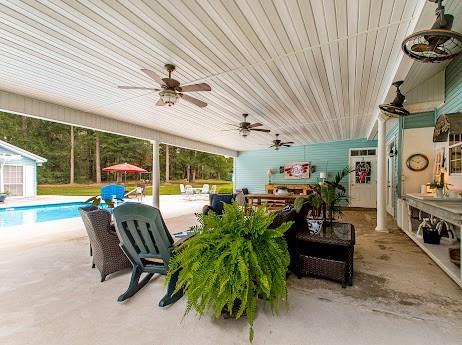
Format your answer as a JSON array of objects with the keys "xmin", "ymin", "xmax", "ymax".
[
  {"xmin": 449, "ymin": 134, "xmax": 462, "ymax": 174},
  {"xmin": 4, "ymin": 165, "xmax": 24, "ymax": 196}
]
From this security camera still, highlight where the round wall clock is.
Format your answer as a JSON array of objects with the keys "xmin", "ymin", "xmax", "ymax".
[{"xmin": 406, "ymin": 153, "xmax": 429, "ymax": 171}]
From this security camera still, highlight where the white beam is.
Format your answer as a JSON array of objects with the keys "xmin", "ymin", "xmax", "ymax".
[
  {"xmin": 151, "ymin": 140, "xmax": 160, "ymax": 208},
  {"xmin": 0, "ymin": 90, "xmax": 237, "ymax": 157}
]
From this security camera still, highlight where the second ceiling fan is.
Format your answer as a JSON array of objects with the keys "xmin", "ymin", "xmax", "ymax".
[
  {"xmin": 270, "ymin": 134, "xmax": 293, "ymax": 150},
  {"xmin": 226, "ymin": 113, "xmax": 271, "ymax": 137},
  {"xmin": 118, "ymin": 64, "xmax": 211, "ymax": 108}
]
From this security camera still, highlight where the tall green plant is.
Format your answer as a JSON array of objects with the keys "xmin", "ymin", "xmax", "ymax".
[
  {"xmin": 166, "ymin": 202, "xmax": 293, "ymax": 342},
  {"xmin": 313, "ymin": 166, "xmax": 353, "ymax": 222}
]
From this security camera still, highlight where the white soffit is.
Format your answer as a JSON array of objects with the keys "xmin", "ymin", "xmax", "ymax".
[{"xmin": 0, "ymin": 0, "xmax": 432, "ymax": 151}]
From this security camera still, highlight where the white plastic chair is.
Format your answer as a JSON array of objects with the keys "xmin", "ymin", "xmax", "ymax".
[
  {"xmin": 209, "ymin": 185, "xmax": 217, "ymax": 194},
  {"xmin": 185, "ymin": 185, "xmax": 194, "ymax": 200},
  {"xmin": 200, "ymin": 184, "xmax": 210, "ymax": 199},
  {"xmin": 179, "ymin": 184, "xmax": 186, "ymax": 194}
]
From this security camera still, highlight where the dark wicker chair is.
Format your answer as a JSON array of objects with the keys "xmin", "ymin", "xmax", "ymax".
[
  {"xmin": 202, "ymin": 193, "xmax": 235, "ymax": 215},
  {"xmin": 270, "ymin": 201, "xmax": 311, "ymax": 272},
  {"xmin": 80, "ymin": 206, "xmax": 131, "ymax": 282}
]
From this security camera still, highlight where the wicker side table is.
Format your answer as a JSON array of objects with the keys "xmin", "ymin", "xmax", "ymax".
[{"xmin": 295, "ymin": 221, "xmax": 355, "ymax": 288}]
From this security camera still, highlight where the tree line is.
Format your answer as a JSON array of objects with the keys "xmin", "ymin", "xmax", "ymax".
[{"xmin": 0, "ymin": 112, "xmax": 233, "ymax": 184}]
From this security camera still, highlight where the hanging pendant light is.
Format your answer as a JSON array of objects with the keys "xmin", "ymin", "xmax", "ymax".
[
  {"xmin": 379, "ymin": 81, "xmax": 410, "ymax": 116},
  {"xmin": 402, "ymin": 0, "xmax": 462, "ymax": 63}
]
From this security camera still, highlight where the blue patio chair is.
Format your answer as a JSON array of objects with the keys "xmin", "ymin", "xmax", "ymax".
[{"xmin": 101, "ymin": 184, "xmax": 125, "ymax": 202}]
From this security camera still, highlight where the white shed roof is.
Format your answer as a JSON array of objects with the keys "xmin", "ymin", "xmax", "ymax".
[{"xmin": 0, "ymin": 140, "xmax": 47, "ymax": 164}]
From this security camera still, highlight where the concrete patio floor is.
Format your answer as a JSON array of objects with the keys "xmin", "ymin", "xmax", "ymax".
[{"xmin": 0, "ymin": 203, "xmax": 461, "ymax": 345}]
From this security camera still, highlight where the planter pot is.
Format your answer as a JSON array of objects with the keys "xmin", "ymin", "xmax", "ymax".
[
  {"xmin": 423, "ymin": 228, "xmax": 440, "ymax": 245},
  {"xmin": 275, "ymin": 189, "xmax": 289, "ymax": 196},
  {"xmin": 0, "ymin": 194, "xmax": 6, "ymax": 203},
  {"xmin": 221, "ymin": 300, "xmax": 246, "ymax": 319},
  {"xmin": 435, "ymin": 188, "xmax": 444, "ymax": 198}
]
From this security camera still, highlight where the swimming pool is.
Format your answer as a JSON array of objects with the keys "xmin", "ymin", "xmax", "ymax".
[{"xmin": 0, "ymin": 202, "xmax": 91, "ymax": 228}]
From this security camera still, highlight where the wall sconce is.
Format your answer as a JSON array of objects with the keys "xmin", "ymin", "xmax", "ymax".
[{"xmin": 389, "ymin": 147, "xmax": 398, "ymax": 157}]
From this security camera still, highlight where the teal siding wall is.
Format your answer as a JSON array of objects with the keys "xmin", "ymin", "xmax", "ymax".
[
  {"xmin": 235, "ymin": 138, "xmax": 377, "ymax": 195},
  {"xmin": 402, "ymin": 112, "xmax": 435, "ymax": 129},
  {"xmin": 437, "ymin": 55, "xmax": 462, "ymax": 116}
]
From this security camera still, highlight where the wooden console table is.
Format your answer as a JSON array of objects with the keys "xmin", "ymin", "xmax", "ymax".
[
  {"xmin": 245, "ymin": 194, "xmax": 309, "ymax": 208},
  {"xmin": 265, "ymin": 184, "xmax": 312, "ymax": 195}
]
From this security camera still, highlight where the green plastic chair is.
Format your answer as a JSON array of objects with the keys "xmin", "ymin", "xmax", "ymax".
[{"xmin": 113, "ymin": 203, "xmax": 183, "ymax": 307}]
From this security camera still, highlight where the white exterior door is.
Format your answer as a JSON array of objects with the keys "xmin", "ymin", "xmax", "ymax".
[
  {"xmin": 24, "ymin": 165, "xmax": 35, "ymax": 197},
  {"xmin": 349, "ymin": 150, "xmax": 377, "ymax": 208}
]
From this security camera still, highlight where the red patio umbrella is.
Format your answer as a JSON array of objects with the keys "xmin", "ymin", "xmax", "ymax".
[
  {"xmin": 103, "ymin": 163, "xmax": 147, "ymax": 173},
  {"xmin": 103, "ymin": 163, "xmax": 148, "ymax": 183}
]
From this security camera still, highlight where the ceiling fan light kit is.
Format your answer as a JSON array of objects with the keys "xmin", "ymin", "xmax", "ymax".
[
  {"xmin": 402, "ymin": 0, "xmax": 462, "ymax": 63},
  {"xmin": 378, "ymin": 81, "xmax": 410, "ymax": 117},
  {"xmin": 159, "ymin": 89, "xmax": 179, "ymax": 106}
]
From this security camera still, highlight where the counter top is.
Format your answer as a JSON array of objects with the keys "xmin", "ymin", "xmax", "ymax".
[
  {"xmin": 406, "ymin": 193, "xmax": 462, "ymax": 224},
  {"xmin": 406, "ymin": 193, "xmax": 462, "ymax": 201}
]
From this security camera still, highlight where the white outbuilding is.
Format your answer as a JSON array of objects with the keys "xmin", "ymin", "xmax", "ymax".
[{"xmin": 0, "ymin": 140, "xmax": 47, "ymax": 198}]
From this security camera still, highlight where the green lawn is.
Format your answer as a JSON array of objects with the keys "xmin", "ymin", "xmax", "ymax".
[{"xmin": 38, "ymin": 180, "xmax": 233, "ymax": 196}]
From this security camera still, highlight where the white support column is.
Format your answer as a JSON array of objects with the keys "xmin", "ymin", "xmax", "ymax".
[
  {"xmin": 151, "ymin": 140, "xmax": 160, "ymax": 208},
  {"xmin": 376, "ymin": 113, "xmax": 388, "ymax": 232}
]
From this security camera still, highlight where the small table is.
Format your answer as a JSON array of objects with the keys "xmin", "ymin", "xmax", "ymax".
[{"xmin": 295, "ymin": 221, "xmax": 355, "ymax": 288}]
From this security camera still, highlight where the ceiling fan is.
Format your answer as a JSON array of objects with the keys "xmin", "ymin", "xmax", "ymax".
[
  {"xmin": 118, "ymin": 64, "xmax": 211, "ymax": 108},
  {"xmin": 378, "ymin": 81, "xmax": 410, "ymax": 116},
  {"xmin": 225, "ymin": 113, "xmax": 270, "ymax": 137},
  {"xmin": 270, "ymin": 134, "xmax": 294, "ymax": 150},
  {"xmin": 402, "ymin": 0, "xmax": 462, "ymax": 63}
]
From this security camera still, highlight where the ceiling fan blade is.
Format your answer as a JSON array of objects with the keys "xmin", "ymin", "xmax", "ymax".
[
  {"xmin": 248, "ymin": 123, "xmax": 263, "ymax": 128},
  {"xmin": 225, "ymin": 123, "xmax": 241, "ymax": 128},
  {"xmin": 282, "ymin": 141, "xmax": 294, "ymax": 145},
  {"xmin": 177, "ymin": 83, "xmax": 211, "ymax": 92},
  {"xmin": 118, "ymin": 86, "xmax": 160, "ymax": 91},
  {"xmin": 155, "ymin": 98, "xmax": 166, "ymax": 106},
  {"xmin": 282, "ymin": 144, "xmax": 292, "ymax": 147},
  {"xmin": 250, "ymin": 128, "xmax": 271, "ymax": 132},
  {"xmin": 221, "ymin": 128, "xmax": 239, "ymax": 132},
  {"xmin": 180, "ymin": 94, "xmax": 207, "ymax": 108},
  {"xmin": 141, "ymin": 69, "xmax": 167, "ymax": 87}
]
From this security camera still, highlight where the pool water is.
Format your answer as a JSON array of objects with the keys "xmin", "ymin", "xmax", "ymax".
[{"xmin": 0, "ymin": 202, "xmax": 91, "ymax": 228}]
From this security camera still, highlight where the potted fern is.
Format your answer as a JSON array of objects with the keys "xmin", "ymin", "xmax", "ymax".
[
  {"xmin": 0, "ymin": 191, "xmax": 10, "ymax": 203},
  {"xmin": 166, "ymin": 202, "xmax": 293, "ymax": 342}
]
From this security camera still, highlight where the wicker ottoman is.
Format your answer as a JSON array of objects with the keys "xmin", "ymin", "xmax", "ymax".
[{"xmin": 295, "ymin": 221, "xmax": 355, "ymax": 288}]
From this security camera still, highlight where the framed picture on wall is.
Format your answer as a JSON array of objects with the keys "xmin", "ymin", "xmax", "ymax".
[{"xmin": 284, "ymin": 162, "xmax": 310, "ymax": 179}]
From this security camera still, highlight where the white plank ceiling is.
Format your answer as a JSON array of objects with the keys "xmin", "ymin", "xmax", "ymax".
[{"xmin": 0, "ymin": 0, "xmax": 448, "ymax": 152}]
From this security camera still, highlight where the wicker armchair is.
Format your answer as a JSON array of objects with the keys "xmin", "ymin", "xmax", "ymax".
[
  {"xmin": 80, "ymin": 206, "xmax": 131, "ymax": 282},
  {"xmin": 270, "ymin": 201, "xmax": 311, "ymax": 272}
]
